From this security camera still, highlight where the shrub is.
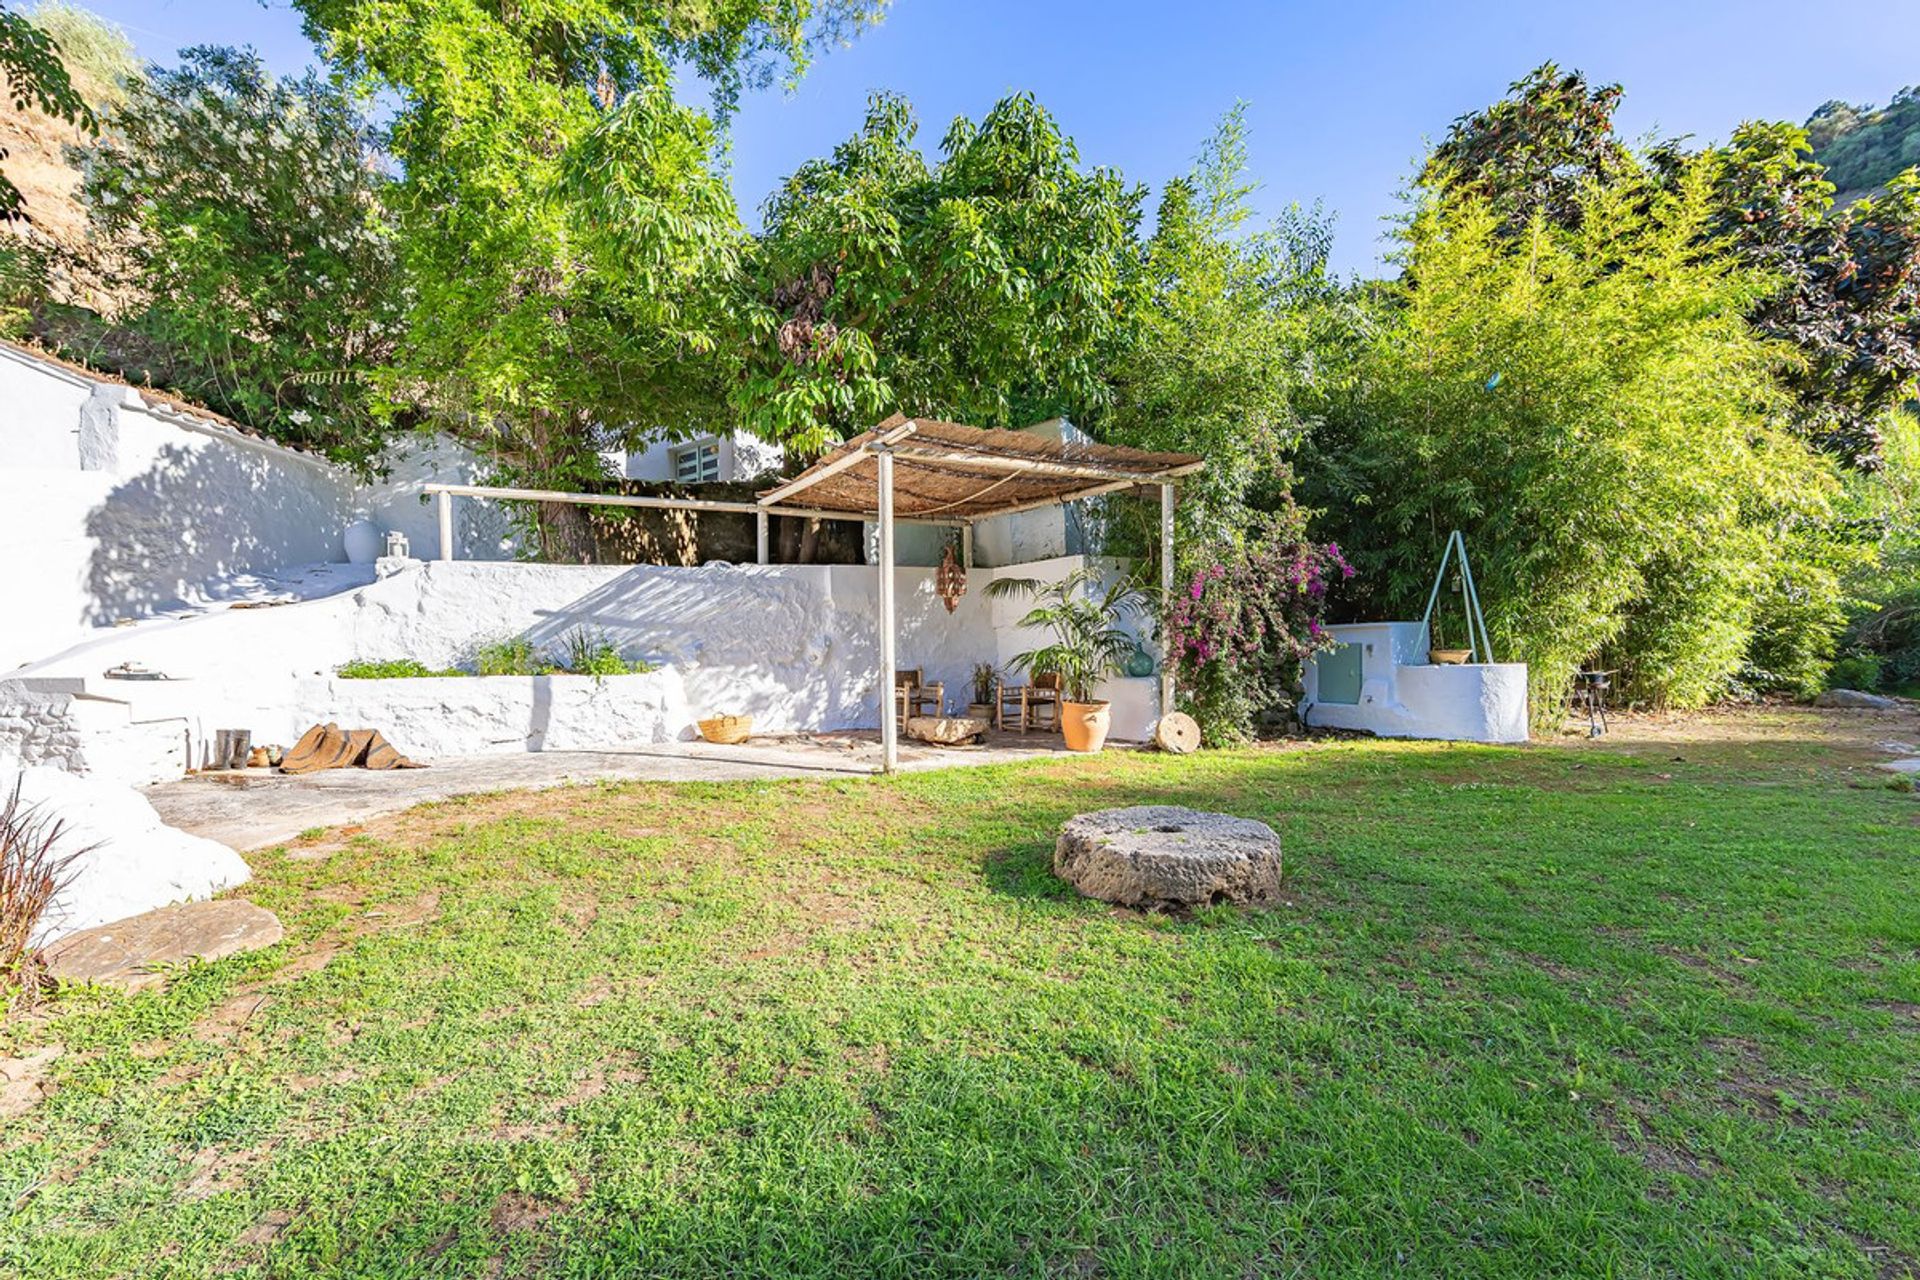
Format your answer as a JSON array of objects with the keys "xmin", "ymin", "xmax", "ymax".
[
  {"xmin": 472, "ymin": 637, "xmax": 553, "ymax": 677},
  {"xmin": 984, "ymin": 569, "xmax": 1149, "ymax": 705},
  {"xmin": 1827, "ymin": 653, "xmax": 1885, "ymax": 692},
  {"xmin": 336, "ymin": 658, "xmax": 464, "ymax": 679},
  {"xmin": 69, "ymin": 47, "xmax": 399, "ymax": 467},
  {"xmin": 1, "ymin": 780, "xmax": 86, "ymax": 1010},
  {"xmin": 1840, "ymin": 407, "xmax": 1920, "ymax": 692},
  {"xmin": 560, "ymin": 628, "xmax": 651, "ymax": 677},
  {"xmin": 1160, "ymin": 502, "xmax": 1353, "ymax": 745}
]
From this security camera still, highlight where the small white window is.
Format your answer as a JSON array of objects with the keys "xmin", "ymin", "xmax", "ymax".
[{"xmin": 671, "ymin": 440, "xmax": 720, "ymax": 484}]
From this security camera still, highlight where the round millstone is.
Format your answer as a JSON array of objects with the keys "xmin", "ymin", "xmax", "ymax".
[{"xmin": 1054, "ymin": 806, "xmax": 1282, "ymax": 909}]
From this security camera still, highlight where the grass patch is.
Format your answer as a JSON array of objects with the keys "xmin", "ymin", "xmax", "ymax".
[{"xmin": 3, "ymin": 737, "xmax": 1917, "ymax": 1276}]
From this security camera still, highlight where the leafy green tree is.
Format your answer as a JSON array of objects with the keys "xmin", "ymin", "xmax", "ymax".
[
  {"xmin": 738, "ymin": 91, "xmax": 1143, "ymax": 456},
  {"xmin": 23, "ymin": 2, "xmax": 136, "ymax": 111},
  {"xmin": 1101, "ymin": 107, "xmax": 1337, "ymax": 549},
  {"xmin": 1708, "ymin": 122, "xmax": 1920, "ymax": 471},
  {"xmin": 64, "ymin": 46, "xmax": 398, "ymax": 465},
  {"xmin": 1299, "ymin": 173, "xmax": 1842, "ymax": 716},
  {"xmin": 1423, "ymin": 63, "xmax": 1630, "ymax": 236},
  {"xmin": 296, "ymin": 0, "xmax": 885, "ymax": 559},
  {"xmin": 1428, "ymin": 64, "xmax": 1920, "ymax": 473}
]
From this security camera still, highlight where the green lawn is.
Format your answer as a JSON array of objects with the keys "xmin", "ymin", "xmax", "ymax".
[{"xmin": 4, "ymin": 731, "xmax": 1918, "ymax": 1278}]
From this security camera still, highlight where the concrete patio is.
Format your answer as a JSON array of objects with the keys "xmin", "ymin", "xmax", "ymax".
[{"xmin": 148, "ymin": 730, "xmax": 1123, "ymax": 851}]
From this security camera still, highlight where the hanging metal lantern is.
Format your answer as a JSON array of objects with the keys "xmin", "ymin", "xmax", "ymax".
[{"xmin": 936, "ymin": 543, "xmax": 967, "ymax": 613}]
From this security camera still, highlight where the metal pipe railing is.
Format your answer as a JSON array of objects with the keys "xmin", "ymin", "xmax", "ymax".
[{"xmin": 421, "ymin": 481, "xmax": 969, "ymax": 565}]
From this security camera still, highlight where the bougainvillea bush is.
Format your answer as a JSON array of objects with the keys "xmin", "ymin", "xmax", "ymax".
[{"xmin": 1161, "ymin": 502, "xmax": 1353, "ymax": 745}]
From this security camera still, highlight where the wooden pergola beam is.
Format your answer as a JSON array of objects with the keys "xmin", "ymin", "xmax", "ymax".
[
  {"xmin": 888, "ymin": 445, "xmax": 1204, "ymax": 487},
  {"xmin": 758, "ymin": 419, "xmax": 920, "ymax": 507}
]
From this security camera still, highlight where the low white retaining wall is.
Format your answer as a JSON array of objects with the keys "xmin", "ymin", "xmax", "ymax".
[
  {"xmin": 6, "ymin": 762, "xmax": 252, "ymax": 946},
  {"xmin": 292, "ymin": 669, "xmax": 694, "ymax": 757},
  {"xmin": 1301, "ymin": 622, "xmax": 1529, "ymax": 744},
  {"xmin": 0, "ymin": 680, "xmax": 187, "ymax": 786}
]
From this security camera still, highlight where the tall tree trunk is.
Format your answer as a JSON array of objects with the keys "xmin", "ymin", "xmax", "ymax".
[
  {"xmin": 537, "ymin": 501, "xmax": 597, "ymax": 563},
  {"xmin": 526, "ymin": 406, "xmax": 598, "ymax": 563}
]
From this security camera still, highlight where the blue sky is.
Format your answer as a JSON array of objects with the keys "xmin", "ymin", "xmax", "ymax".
[{"xmin": 76, "ymin": 0, "xmax": 1920, "ymax": 275}]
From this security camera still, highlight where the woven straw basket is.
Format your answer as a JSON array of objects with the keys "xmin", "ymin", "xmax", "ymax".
[{"xmin": 697, "ymin": 714, "xmax": 753, "ymax": 745}]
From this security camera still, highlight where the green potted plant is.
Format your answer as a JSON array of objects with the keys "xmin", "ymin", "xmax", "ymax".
[
  {"xmin": 985, "ymin": 568, "xmax": 1148, "ymax": 752},
  {"xmin": 968, "ymin": 663, "xmax": 997, "ymax": 720}
]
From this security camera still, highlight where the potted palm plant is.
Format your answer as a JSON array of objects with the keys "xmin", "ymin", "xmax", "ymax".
[{"xmin": 984, "ymin": 568, "xmax": 1147, "ymax": 752}]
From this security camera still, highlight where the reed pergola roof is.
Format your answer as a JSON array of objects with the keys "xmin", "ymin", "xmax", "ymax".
[{"xmin": 756, "ymin": 414, "xmax": 1204, "ymax": 521}]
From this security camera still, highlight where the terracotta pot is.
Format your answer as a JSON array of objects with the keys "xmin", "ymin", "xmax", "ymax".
[
  {"xmin": 1060, "ymin": 700, "xmax": 1111, "ymax": 753},
  {"xmin": 1429, "ymin": 648, "xmax": 1472, "ymax": 665}
]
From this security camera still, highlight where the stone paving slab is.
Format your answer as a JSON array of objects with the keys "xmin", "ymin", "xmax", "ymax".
[{"xmin": 43, "ymin": 899, "xmax": 284, "ymax": 991}]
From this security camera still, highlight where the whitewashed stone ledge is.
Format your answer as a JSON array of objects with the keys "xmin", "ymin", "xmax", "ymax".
[
  {"xmin": 5, "ymin": 763, "xmax": 252, "ymax": 946},
  {"xmin": 0, "ymin": 681, "xmax": 186, "ymax": 787},
  {"xmin": 288, "ymin": 668, "xmax": 697, "ymax": 759}
]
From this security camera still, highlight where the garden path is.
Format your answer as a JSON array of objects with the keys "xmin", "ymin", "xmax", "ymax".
[{"xmin": 148, "ymin": 731, "xmax": 1093, "ymax": 851}]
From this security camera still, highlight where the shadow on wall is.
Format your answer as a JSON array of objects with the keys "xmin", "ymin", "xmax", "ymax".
[
  {"xmin": 84, "ymin": 440, "xmax": 351, "ymax": 624},
  {"xmin": 518, "ymin": 566, "xmax": 874, "ymax": 726}
]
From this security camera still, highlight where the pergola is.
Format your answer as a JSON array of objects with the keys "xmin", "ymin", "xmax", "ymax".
[{"xmin": 757, "ymin": 414, "xmax": 1204, "ymax": 772}]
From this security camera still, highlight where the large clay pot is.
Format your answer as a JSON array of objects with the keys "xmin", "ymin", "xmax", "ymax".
[{"xmin": 1060, "ymin": 699, "xmax": 1111, "ymax": 753}]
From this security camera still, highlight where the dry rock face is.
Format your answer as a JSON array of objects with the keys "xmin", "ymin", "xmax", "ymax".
[{"xmin": 1055, "ymin": 806, "xmax": 1282, "ymax": 909}]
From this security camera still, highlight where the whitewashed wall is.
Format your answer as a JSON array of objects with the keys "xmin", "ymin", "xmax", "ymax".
[
  {"xmin": 9, "ymin": 556, "xmax": 1160, "ymax": 782},
  {"xmin": 1300, "ymin": 622, "xmax": 1529, "ymax": 744},
  {"xmin": 0, "ymin": 342, "xmax": 515, "ymax": 668},
  {"xmin": 0, "ymin": 348, "xmax": 93, "ymax": 468}
]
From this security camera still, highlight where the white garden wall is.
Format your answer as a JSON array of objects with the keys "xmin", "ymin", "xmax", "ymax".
[
  {"xmin": 293, "ymin": 669, "xmax": 694, "ymax": 757},
  {"xmin": 4, "ymin": 762, "xmax": 252, "ymax": 945},
  {"xmin": 10, "ymin": 556, "xmax": 1160, "ymax": 783},
  {"xmin": 0, "ymin": 341, "xmax": 515, "ymax": 668}
]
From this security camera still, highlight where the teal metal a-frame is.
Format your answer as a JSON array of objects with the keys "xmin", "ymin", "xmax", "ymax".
[{"xmin": 1419, "ymin": 530, "xmax": 1495, "ymax": 664}]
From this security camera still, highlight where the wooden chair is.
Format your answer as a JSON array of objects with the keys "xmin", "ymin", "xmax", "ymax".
[
  {"xmin": 993, "ymin": 678, "xmax": 1026, "ymax": 732},
  {"xmin": 1026, "ymin": 672, "xmax": 1062, "ymax": 733},
  {"xmin": 995, "ymin": 671, "xmax": 1062, "ymax": 733},
  {"xmin": 893, "ymin": 667, "xmax": 944, "ymax": 731}
]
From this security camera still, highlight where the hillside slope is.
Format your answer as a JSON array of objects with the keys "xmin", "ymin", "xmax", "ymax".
[{"xmin": 1807, "ymin": 87, "xmax": 1920, "ymax": 201}]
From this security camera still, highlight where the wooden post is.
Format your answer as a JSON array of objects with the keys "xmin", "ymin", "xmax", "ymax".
[
  {"xmin": 876, "ymin": 447, "xmax": 898, "ymax": 774},
  {"xmin": 756, "ymin": 510, "xmax": 769, "ymax": 565},
  {"xmin": 960, "ymin": 522, "xmax": 973, "ymax": 570},
  {"xmin": 436, "ymin": 490, "xmax": 454, "ymax": 562},
  {"xmin": 1160, "ymin": 483, "xmax": 1176, "ymax": 718}
]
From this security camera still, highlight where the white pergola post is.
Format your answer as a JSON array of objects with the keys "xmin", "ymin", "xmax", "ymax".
[
  {"xmin": 876, "ymin": 446, "xmax": 898, "ymax": 774},
  {"xmin": 1160, "ymin": 483, "xmax": 1176, "ymax": 717},
  {"xmin": 960, "ymin": 522, "xmax": 973, "ymax": 570},
  {"xmin": 437, "ymin": 490, "xmax": 454, "ymax": 562},
  {"xmin": 755, "ymin": 510, "xmax": 769, "ymax": 565}
]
